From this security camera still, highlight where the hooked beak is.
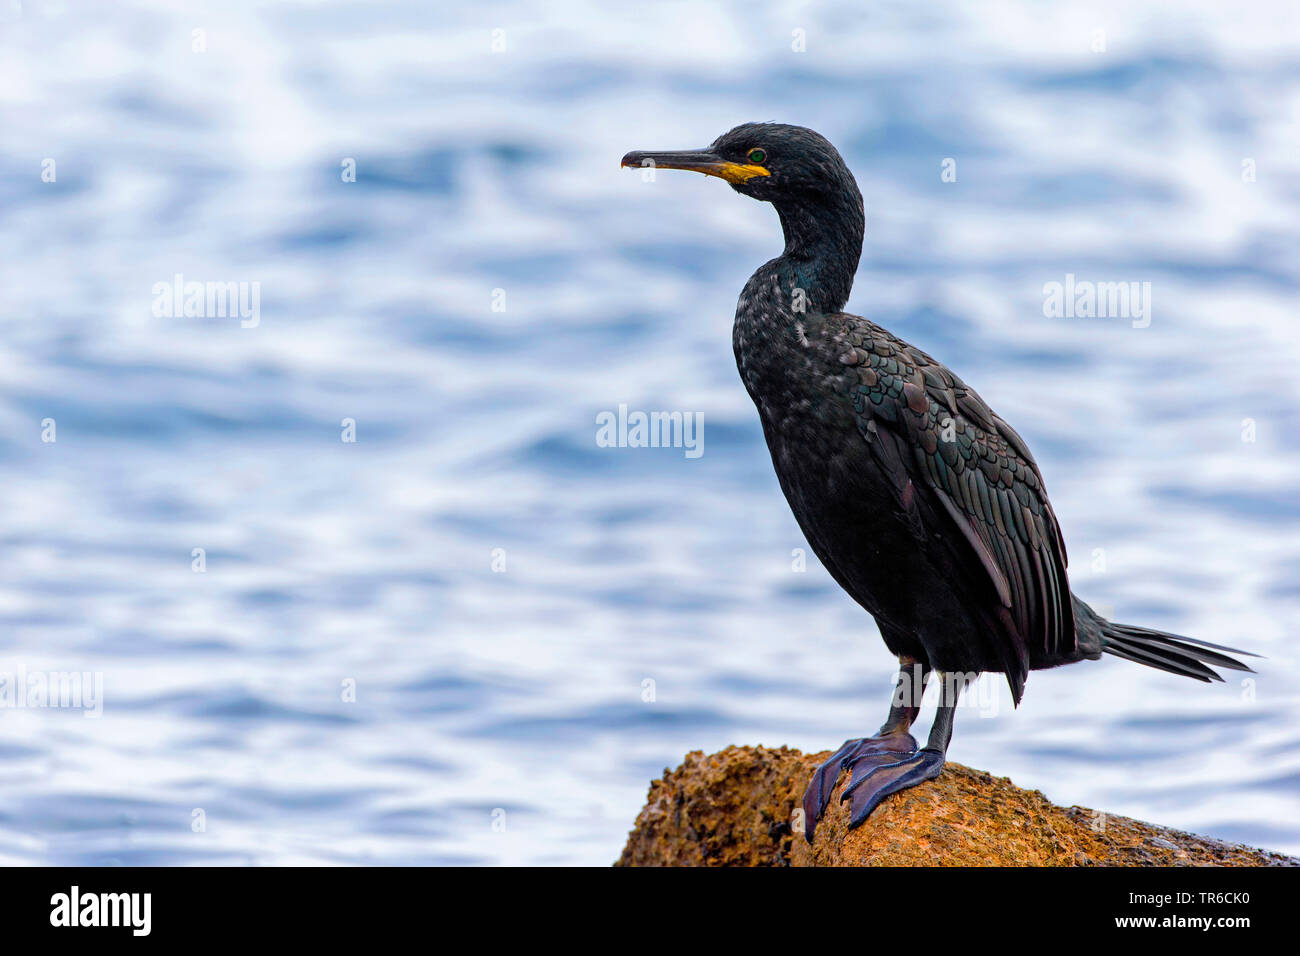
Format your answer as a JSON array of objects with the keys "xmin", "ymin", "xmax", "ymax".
[{"xmin": 620, "ymin": 148, "xmax": 770, "ymax": 185}]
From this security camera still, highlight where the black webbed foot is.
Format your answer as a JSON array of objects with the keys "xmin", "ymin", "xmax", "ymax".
[
  {"xmin": 840, "ymin": 746, "xmax": 946, "ymax": 827},
  {"xmin": 800, "ymin": 732, "xmax": 917, "ymax": 842}
]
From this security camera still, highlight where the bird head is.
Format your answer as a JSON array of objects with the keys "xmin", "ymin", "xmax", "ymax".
[
  {"xmin": 621, "ymin": 122, "xmax": 856, "ymax": 205},
  {"xmin": 623, "ymin": 123, "xmax": 865, "ymax": 308}
]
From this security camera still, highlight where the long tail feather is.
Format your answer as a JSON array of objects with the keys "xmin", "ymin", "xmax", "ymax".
[{"xmin": 1101, "ymin": 622, "xmax": 1258, "ymax": 682}]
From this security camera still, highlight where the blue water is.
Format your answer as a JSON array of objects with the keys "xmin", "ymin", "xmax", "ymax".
[{"xmin": 0, "ymin": 0, "xmax": 1298, "ymax": 865}]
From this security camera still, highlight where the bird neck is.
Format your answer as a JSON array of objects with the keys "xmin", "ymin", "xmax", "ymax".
[{"xmin": 772, "ymin": 187, "xmax": 864, "ymax": 314}]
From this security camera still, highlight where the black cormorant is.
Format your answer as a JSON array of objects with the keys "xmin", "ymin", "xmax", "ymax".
[{"xmin": 621, "ymin": 123, "xmax": 1257, "ymax": 842}]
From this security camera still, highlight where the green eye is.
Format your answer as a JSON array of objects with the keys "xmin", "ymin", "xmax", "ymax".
[{"xmin": 747, "ymin": 148, "xmax": 767, "ymax": 165}]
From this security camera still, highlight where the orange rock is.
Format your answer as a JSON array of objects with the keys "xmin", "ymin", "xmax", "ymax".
[{"xmin": 616, "ymin": 745, "xmax": 1296, "ymax": 867}]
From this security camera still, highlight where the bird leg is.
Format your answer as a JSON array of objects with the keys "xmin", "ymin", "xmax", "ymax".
[
  {"xmin": 839, "ymin": 670, "xmax": 965, "ymax": 828},
  {"xmin": 800, "ymin": 657, "xmax": 930, "ymax": 842}
]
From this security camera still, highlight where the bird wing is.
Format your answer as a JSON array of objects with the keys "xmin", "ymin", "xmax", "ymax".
[{"xmin": 833, "ymin": 314, "xmax": 1074, "ymax": 692}]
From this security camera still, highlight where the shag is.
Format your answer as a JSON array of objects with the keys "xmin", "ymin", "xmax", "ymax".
[{"xmin": 621, "ymin": 124, "xmax": 1257, "ymax": 842}]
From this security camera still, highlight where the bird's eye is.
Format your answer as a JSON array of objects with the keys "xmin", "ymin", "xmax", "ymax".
[{"xmin": 747, "ymin": 148, "xmax": 767, "ymax": 165}]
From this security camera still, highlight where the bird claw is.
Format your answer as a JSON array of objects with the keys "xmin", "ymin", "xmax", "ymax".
[
  {"xmin": 840, "ymin": 747, "xmax": 946, "ymax": 828},
  {"xmin": 800, "ymin": 732, "xmax": 918, "ymax": 843}
]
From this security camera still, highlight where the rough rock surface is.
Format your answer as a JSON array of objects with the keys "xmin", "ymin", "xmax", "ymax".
[{"xmin": 617, "ymin": 745, "xmax": 1296, "ymax": 866}]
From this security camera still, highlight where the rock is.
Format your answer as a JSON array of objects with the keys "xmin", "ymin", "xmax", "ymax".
[{"xmin": 616, "ymin": 745, "xmax": 1297, "ymax": 866}]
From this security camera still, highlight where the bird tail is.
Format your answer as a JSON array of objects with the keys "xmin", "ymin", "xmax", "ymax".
[{"xmin": 1099, "ymin": 621, "xmax": 1259, "ymax": 683}]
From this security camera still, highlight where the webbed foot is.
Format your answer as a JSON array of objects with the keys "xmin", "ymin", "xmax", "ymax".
[
  {"xmin": 800, "ymin": 732, "xmax": 917, "ymax": 842},
  {"xmin": 840, "ymin": 746, "xmax": 946, "ymax": 827}
]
